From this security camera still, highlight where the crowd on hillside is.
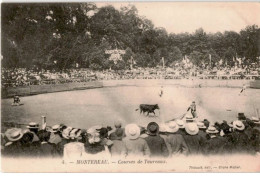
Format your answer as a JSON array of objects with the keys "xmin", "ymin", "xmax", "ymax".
[
  {"xmin": 2, "ymin": 63, "xmax": 260, "ymax": 88},
  {"xmin": 1, "ymin": 113, "xmax": 260, "ymax": 160}
]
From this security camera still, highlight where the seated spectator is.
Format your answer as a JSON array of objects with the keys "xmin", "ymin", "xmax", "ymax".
[
  {"xmin": 144, "ymin": 122, "xmax": 168, "ymax": 158},
  {"xmin": 122, "ymin": 124, "xmax": 150, "ymax": 158},
  {"xmin": 3, "ymin": 128, "xmax": 24, "ymax": 157},
  {"xmin": 165, "ymin": 121, "xmax": 188, "ymax": 156}
]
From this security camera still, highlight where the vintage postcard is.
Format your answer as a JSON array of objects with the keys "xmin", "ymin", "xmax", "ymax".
[{"xmin": 1, "ymin": 1, "xmax": 260, "ymax": 173}]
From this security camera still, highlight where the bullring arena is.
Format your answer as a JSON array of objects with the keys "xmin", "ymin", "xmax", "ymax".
[{"xmin": 2, "ymin": 79, "xmax": 260, "ymax": 131}]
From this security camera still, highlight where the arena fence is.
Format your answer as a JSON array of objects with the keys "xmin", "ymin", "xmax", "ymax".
[{"xmin": 2, "ymin": 81, "xmax": 103, "ymax": 98}]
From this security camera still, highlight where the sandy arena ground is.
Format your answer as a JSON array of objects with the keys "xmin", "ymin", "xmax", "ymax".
[{"xmin": 1, "ymin": 85, "xmax": 260, "ymax": 130}]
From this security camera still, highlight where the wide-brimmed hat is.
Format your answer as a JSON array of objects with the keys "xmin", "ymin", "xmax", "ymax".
[
  {"xmin": 62, "ymin": 127, "xmax": 73, "ymax": 139},
  {"xmin": 197, "ymin": 122, "xmax": 207, "ymax": 129},
  {"xmin": 186, "ymin": 116, "xmax": 194, "ymax": 122},
  {"xmin": 233, "ymin": 120, "xmax": 245, "ymax": 131},
  {"xmin": 238, "ymin": 113, "xmax": 246, "ymax": 120},
  {"xmin": 166, "ymin": 121, "xmax": 179, "ymax": 133},
  {"xmin": 147, "ymin": 122, "xmax": 159, "ymax": 135},
  {"xmin": 5, "ymin": 128, "xmax": 24, "ymax": 142},
  {"xmin": 125, "ymin": 124, "xmax": 140, "ymax": 140},
  {"xmin": 50, "ymin": 124, "xmax": 60, "ymax": 133},
  {"xmin": 159, "ymin": 123, "xmax": 168, "ymax": 132},
  {"xmin": 176, "ymin": 119, "xmax": 185, "ymax": 128},
  {"xmin": 26, "ymin": 122, "xmax": 39, "ymax": 129},
  {"xmin": 206, "ymin": 126, "xmax": 219, "ymax": 134},
  {"xmin": 251, "ymin": 117, "xmax": 260, "ymax": 124},
  {"xmin": 70, "ymin": 128, "xmax": 82, "ymax": 139},
  {"xmin": 185, "ymin": 123, "xmax": 199, "ymax": 135}
]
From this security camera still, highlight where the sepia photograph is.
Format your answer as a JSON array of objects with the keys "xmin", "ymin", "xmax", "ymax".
[{"xmin": 1, "ymin": 1, "xmax": 260, "ymax": 173}]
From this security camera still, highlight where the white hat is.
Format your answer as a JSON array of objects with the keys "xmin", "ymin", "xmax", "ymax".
[
  {"xmin": 251, "ymin": 117, "xmax": 260, "ymax": 124},
  {"xmin": 125, "ymin": 124, "xmax": 140, "ymax": 140},
  {"xmin": 186, "ymin": 116, "xmax": 194, "ymax": 122},
  {"xmin": 26, "ymin": 122, "xmax": 39, "ymax": 129},
  {"xmin": 176, "ymin": 119, "xmax": 185, "ymax": 128},
  {"xmin": 159, "ymin": 123, "xmax": 168, "ymax": 132},
  {"xmin": 197, "ymin": 122, "xmax": 206, "ymax": 129},
  {"xmin": 233, "ymin": 120, "xmax": 245, "ymax": 131},
  {"xmin": 62, "ymin": 127, "xmax": 73, "ymax": 139},
  {"xmin": 206, "ymin": 126, "xmax": 219, "ymax": 134},
  {"xmin": 50, "ymin": 124, "xmax": 60, "ymax": 132},
  {"xmin": 5, "ymin": 128, "xmax": 24, "ymax": 142},
  {"xmin": 185, "ymin": 123, "xmax": 199, "ymax": 135},
  {"xmin": 166, "ymin": 121, "xmax": 179, "ymax": 133}
]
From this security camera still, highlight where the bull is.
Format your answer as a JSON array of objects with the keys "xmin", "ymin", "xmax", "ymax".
[{"xmin": 136, "ymin": 104, "xmax": 160, "ymax": 116}]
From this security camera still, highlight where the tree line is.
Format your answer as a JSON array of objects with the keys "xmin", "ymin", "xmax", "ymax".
[{"xmin": 2, "ymin": 3, "xmax": 260, "ymax": 70}]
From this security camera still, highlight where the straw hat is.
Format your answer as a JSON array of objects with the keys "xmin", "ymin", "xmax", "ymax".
[
  {"xmin": 206, "ymin": 126, "xmax": 219, "ymax": 134},
  {"xmin": 185, "ymin": 123, "xmax": 199, "ymax": 135},
  {"xmin": 197, "ymin": 122, "xmax": 207, "ymax": 129},
  {"xmin": 147, "ymin": 122, "xmax": 159, "ymax": 135},
  {"xmin": 251, "ymin": 117, "xmax": 260, "ymax": 124},
  {"xmin": 125, "ymin": 124, "xmax": 140, "ymax": 140},
  {"xmin": 50, "ymin": 124, "xmax": 60, "ymax": 133},
  {"xmin": 166, "ymin": 121, "xmax": 179, "ymax": 133},
  {"xmin": 233, "ymin": 120, "xmax": 245, "ymax": 131},
  {"xmin": 26, "ymin": 122, "xmax": 39, "ymax": 129},
  {"xmin": 176, "ymin": 119, "xmax": 185, "ymax": 128},
  {"xmin": 159, "ymin": 123, "xmax": 168, "ymax": 132},
  {"xmin": 62, "ymin": 127, "xmax": 73, "ymax": 139},
  {"xmin": 5, "ymin": 128, "xmax": 23, "ymax": 142},
  {"xmin": 186, "ymin": 116, "xmax": 194, "ymax": 122}
]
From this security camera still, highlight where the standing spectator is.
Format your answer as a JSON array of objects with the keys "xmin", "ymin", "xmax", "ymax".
[
  {"xmin": 165, "ymin": 121, "xmax": 188, "ymax": 156},
  {"xmin": 144, "ymin": 122, "xmax": 169, "ymax": 158},
  {"xmin": 27, "ymin": 122, "xmax": 40, "ymax": 142},
  {"xmin": 183, "ymin": 123, "xmax": 203, "ymax": 155},
  {"xmin": 110, "ymin": 128, "xmax": 125, "ymax": 157},
  {"xmin": 204, "ymin": 126, "xmax": 226, "ymax": 155},
  {"xmin": 37, "ymin": 130, "xmax": 58, "ymax": 158},
  {"xmin": 122, "ymin": 124, "xmax": 150, "ymax": 158}
]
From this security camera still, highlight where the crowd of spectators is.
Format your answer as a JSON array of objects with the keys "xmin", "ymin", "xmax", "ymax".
[
  {"xmin": 2, "ymin": 63, "xmax": 260, "ymax": 88},
  {"xmin": 1, "ymin": 113, "xmax": 260, "ymax": 160}
]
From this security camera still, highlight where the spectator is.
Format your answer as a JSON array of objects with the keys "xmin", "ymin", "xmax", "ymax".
[
  {"xmin": 176, "ymin": 119, "xmax": 186, "ymax": 136},
  {"xmin": 110, "ymin": 128, "xmax": 125, "ymax": 157},
  {"xmin": 27, "ymin": 122, "xmax": 40, "ymax": 142},
  {"xmin": 3, "ymin": 128, "xmax": 24, "ymax": 157},
  {"xmin": 37, "ymin": 130, "xmax": 58, "ymax": 158},
  {"xmin": 144, "ymin": 122, "xmax": 169, "ymax": 158},
  {"xmin": 165, "ymin": 121, "xmax": 188, "ymax": 156},
  {"xmin": 122, "ymin": 124, "xmax": 150, "ymax": 158},
  {"xmin": 49, "ymin": 124, "xmax": 62, "ymax": 145}
]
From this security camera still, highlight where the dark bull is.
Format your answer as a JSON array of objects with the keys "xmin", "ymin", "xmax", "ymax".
[{"xmin": 136, "ymin": 104, "xmax": 160, "ymax": 116}]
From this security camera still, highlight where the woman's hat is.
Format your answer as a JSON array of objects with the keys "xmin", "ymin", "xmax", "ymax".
[
  {"xmin": 125, "ymin": 124, "xmax": 140, "ymax": 140},
  {"xmin": 251, "ymin": 117, "xmax": 260, "ymax": 124},
  {"xmin": 26, "ymin": 122, "xmax": 39, "ymax": 129},
  {"xmin": 197, "ymin": 122, "xmax": 207, "ymax": 129},
  {"xmin": 62, "ymin": 127, "xmax": 73, "ymax": 139},
  {"xmin": 5, "ymin": 128, "xmax": 24, "ymax": 142},
  {"xmin": 69, "ymin": 128, "xmax": 82, "ymax": 139},
  {"xmin": 147, "ymin": 122, "xmax": 159, "ymax": 135},
  {"xmin": 185, "ymin": 123, "xmax": 199, "ymax": 135},
  {"xmin": 166, "ymin": 121, "xmax": 179, "ymax": 133},
  {"xmin": 206, "ymin": 126, "xmax": 219, "ymax": 134},
  {"xmin": 176, "ymin": 119, "xmax": 185, "ymax": 128},
  {"xmin": 50, "ymin": 124, "xmax": 60, "ymax": 133},
  {"xmin": 233, "ymin": 120, "xmax": 245, "ymax": 131}
]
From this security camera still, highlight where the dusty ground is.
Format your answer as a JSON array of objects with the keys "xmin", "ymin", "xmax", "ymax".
[{"xmin": 1, "ymin": 86, "xmax": 260, "ymax": 130}]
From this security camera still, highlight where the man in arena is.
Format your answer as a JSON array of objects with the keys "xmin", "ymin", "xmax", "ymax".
[
  {"xmin": 187, "ymin": 101, "xmax": 197, "ymax": 118},
  {"xmin": 13, "ymin": 94, "xmax": 20, "ymax": 105}
]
